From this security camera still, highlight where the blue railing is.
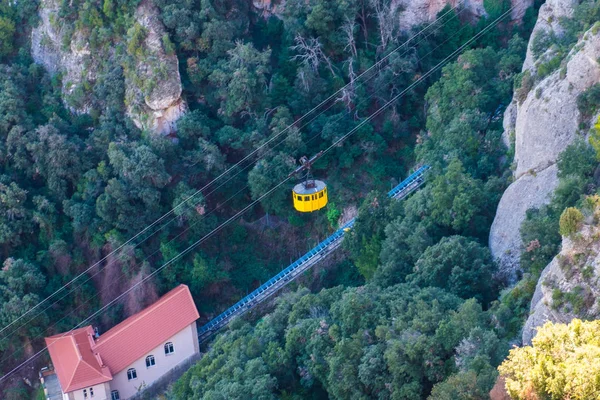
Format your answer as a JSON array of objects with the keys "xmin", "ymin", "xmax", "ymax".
[
  {"xmin": 198, "ymin": 165, "xmax": 430, "ymax": 339},
  {"xmin": 387, "ymin": 165, "xmax": 430, "ymax": 199}
]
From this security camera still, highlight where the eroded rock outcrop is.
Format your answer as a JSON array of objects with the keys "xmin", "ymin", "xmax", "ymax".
[
  {"xmin": 490, "ymin": 5, "xmax": 600, "ymax": 278},
  {"xmin": 490, "ymin": 165, "xmax": 559, "ymax": 278},
  {"xmin": 396, "ymin": 0, "xmax": 532, "ymax": 31},
  {"xmin": 515, "ymin": 29, "xmax": 600, "ymax": 178},
  {"xmin": 522, "ymin": 0, "xmax": 578, "ymax": 71},
  {"xmin": 31, "ymin": 0, "xmax": 186, "ymax": 135},
  {"xmin": 125, "ymin": 0, "xmax": 187, "ymax": 135},
  {"xmin": 32, "ymin": 0, "xmax": 97, "ymax": 114},
  {"xmin": 523, "ymin": 217, "xmax": 600, "ymax": 344}
]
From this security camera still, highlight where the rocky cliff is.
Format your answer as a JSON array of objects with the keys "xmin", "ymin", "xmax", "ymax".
[
  {"xmin": 489, "ymin": 0, "xmax": 600, "ymax": 279},
  {"xmin": 32, "ymin": 0, "xmax": 97, "ymax": 114},
  {"xmin": 396, "ymin": 0, "xmax": 532, "ymax": 30},
  {"xmin": 522, "ymin": 207, "xmax": 600, "ymax": 344},
  {"xmin": 397, "ymin": 0, "xmax": 533, "ymax": 30},
  {"xmin": 31, "ymin": 0, "xmax": 186, "ymax": 135},
  {"xmin": 255, "ymin": 0, "xmax": 531, "ymax": 32},
  {"xmin": 125, "ymin": 0, "xmax": 187, "ymax": 135}
]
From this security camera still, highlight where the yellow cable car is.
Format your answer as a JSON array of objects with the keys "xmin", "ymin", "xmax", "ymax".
[
  {"xmin": 292, "ymin": 180, "xmax": 328, "ymax": 212},
  {"xmin": 290, "ymin": 153, "xmax": 328, "ymax": 213}
]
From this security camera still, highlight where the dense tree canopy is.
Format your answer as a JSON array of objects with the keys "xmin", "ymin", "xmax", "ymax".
[
  {"xmin": 408, "ymin": 235, "xmax": 498, "ymax": 304},
  {"xmin": 0, "ymin": 0, "xmax": 545, "ymax": 397},
  {"xmin": 171, "ymin": 285, "xmax": 508, "ymax": 400}
]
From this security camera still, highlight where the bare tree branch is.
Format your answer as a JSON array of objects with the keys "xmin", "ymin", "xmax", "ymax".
[
  {"xmin": 290, "ymin": 34, "xmax": 336, "ymax": 77},
  {"xmin": 341, "ymin": 18, "xmax": 358, "ymax": 58},
  {"xmin": 369, "ymin": 0, "xmax": 401, "ymax": 55},
  {"xmin": 336, "ymin": 57, "xmax": 358, "ymax": 114}
]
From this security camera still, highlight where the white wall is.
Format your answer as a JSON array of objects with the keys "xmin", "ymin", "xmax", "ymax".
[
  {"xmin": 109, "ymin": 322, "xmax": 198, "ymax": 400},
  {"xmin": 69, "ymin": 382, "xmax": 110, "ymax": 400}
]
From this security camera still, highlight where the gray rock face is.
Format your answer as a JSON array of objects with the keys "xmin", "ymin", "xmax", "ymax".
[
  {"xmin": 31, "ymin": 0, "xmax": 186, "ymax": 135},
  {"xmin": 523, "ymin": 224, "xmax": 600, "ymax": 344},
  {"xmin": 502, "ymin": 99, "xmax": 517, "ymax": 147},
  {"xmin": 126, "ymin": 0, "xmax": 187, "ymax": 135},
  {"xmin": 31, "ymin": 0, "xmax": 97, "ymax": 114},
  {"xmin": 134, "ymin": 0, "xmax": 182, "ymax": 112},
  {"xmin": 521, "ymin": 260, "xmax": 569, "ymax": 345},
  {"xmin": 489, "ymin": 165, "xmax": 558, "ymax": 281},
  {"xmin": 31, "ymin": 0, "xmax": 61, "ymax": 74},
  {"xmin": 515, "ymin": 31, "xmax": 600, "ymax": 178},
  {"xmin": 396, "ymin": 0, "xmax": 532, "ymax": 31},
  {"xmin": 522, "ymin": 0, "xmax": 578, "ymax": 71},
  {"xmin": 490, "ymin": 22, "xmax": 600, "ymax": 276}
]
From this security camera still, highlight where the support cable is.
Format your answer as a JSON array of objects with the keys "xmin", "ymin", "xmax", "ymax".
[
  {"xmin": 0, "ymin": 7, "xmax": 514, "ymax": 382},
  {"xmin": 0, "ymin": 5, "xmax": 469, "ymax": 347},
  {"xmin": 0, "ymin": 4, "xmax": 462, "ymax": 338}
]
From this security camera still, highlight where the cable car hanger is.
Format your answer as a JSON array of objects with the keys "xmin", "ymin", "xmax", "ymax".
[{"xmin": 290, "ymin": 151, "xmax": 328, "ymax": 213}]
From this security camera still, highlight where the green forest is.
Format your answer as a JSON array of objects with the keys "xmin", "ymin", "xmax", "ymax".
[{"xmin": 3, "ymin": 0, "xmax": 600, "ymax": 398}]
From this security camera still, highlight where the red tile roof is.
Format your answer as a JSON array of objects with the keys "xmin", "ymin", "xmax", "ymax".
[
  {"xmin": 93, "ymin": 284, "xmax": 199, "ymax": 374},
  {"xmin": 45, "ymin": 285, "xmax": 199, "ymax": 393},
  {"xmin": 45, "ymin": 326, "xmax": 112, "ymax": 392}
]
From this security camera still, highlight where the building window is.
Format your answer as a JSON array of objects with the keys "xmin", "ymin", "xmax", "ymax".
[
  {"xmin": 111, "ymin": 391, "xmax": 120, "ymax": 400},
  {"xmin": 146, "ymin": 355, "xmax": 156, "ymax": 368},
  {"xmin": 83, "ymin": 389, "xmax": 87, "ymax": 399},
  {"xmin": 127, "ymin": 368, "xmax": 137, "ymax": 380},
  {"xmin": 90, "ymin": 387, "xmax": 94, "ymax": 397},
  {"xmin": 164, "ymin": 341, "xmax": 174, "ymax": 355}
]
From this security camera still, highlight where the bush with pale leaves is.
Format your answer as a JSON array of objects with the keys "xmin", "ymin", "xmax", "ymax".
[{"xmin": 499, "ymin": 319, "xmax": 600, "ymax": 400}]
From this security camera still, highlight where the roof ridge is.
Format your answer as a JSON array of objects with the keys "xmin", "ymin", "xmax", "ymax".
[
  {"xmin": 46, "ymin": 326, "xmax": 90, "ymax": 340},
  {"xmin": 95, "ymin": 285, "xmax": 186, "ymax": 346},
  {"xmin": 65, "ymin": 335, "xmax": 82, "ymax": 390},
  {"xmin": 78, "ymin": 356, "xmax": 112, "ymax": 379}
]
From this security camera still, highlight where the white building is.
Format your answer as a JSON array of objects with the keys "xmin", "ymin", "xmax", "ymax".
[{"xmin": 42, "ymin": 285, "xmax": 200, "ymax": 400}]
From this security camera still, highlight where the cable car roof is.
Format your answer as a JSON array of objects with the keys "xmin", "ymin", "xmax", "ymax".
[{"xmin": 292, "ymin": 180, "xmax": 326, "ymax": 195}]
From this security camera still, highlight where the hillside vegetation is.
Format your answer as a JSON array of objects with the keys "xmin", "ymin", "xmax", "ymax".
[{"xmin": 0, "ymin": 0, "xmax": 562, "ymax": 398}]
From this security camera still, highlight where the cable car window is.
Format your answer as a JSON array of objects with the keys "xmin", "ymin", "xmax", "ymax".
[
  {"xmin": 304, "ymin": 196, "xmax": 309, "ymax": 201},
  {"xmin": 297, "ymin": 195, "xmax": 303, "ymax": 201},
  {"xmin": 319, "ymin": 192, "xmax": 323, "ymax": 198}
]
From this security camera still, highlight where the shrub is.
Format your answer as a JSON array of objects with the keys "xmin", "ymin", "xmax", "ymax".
[
  {"xmin": 589, "ymin": 115, "xmax": 600, "ymax": 160},
  {"xmin": 530, "ymin": 30, "xmax": 554, "ymax": 58},
  {"xmin": 559, "ymin": 207, "xmax": 584, "ymax": 237},
  {"xmin": 515, "ymin": 71, "xmax": 534, "ymax": 103},
  {"xmin": 0, "ymin": 16, "xmax": 15, "ymax": 58},
  {"xmin": 557, "ymin": 138, "xmax": 597, "ymax": 178},
  {"xmin": 536, "ymin": 55, "xmax": 561, "ymax": 79},
  {"xmin": 551, "ymin": 288, "xmax": 565, "ymax": 308},
  {"xmin": 499, "ymin": 319, "xmax": 600, "ymax": 400},
  {"xmin": 483, "ymin": 0, "xmax": 510, "ymax": 18},
  {"xmin": 520, "ymin": 206, "xmax": 561, "ymax": 274},
  {"xmin": 577, "ymin": 83, "xmax": 600, "ymax": 118},
  {"xmin": 326, "ymin": 203, "xmax": 341, "ymax": 228},
  {"xmin": 162, "ymin": 34, "xmax": 176, "ymax": 56},
  {"xmin": 127, "ymin": 23, "xmax": 147, "ymax": 58}
]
